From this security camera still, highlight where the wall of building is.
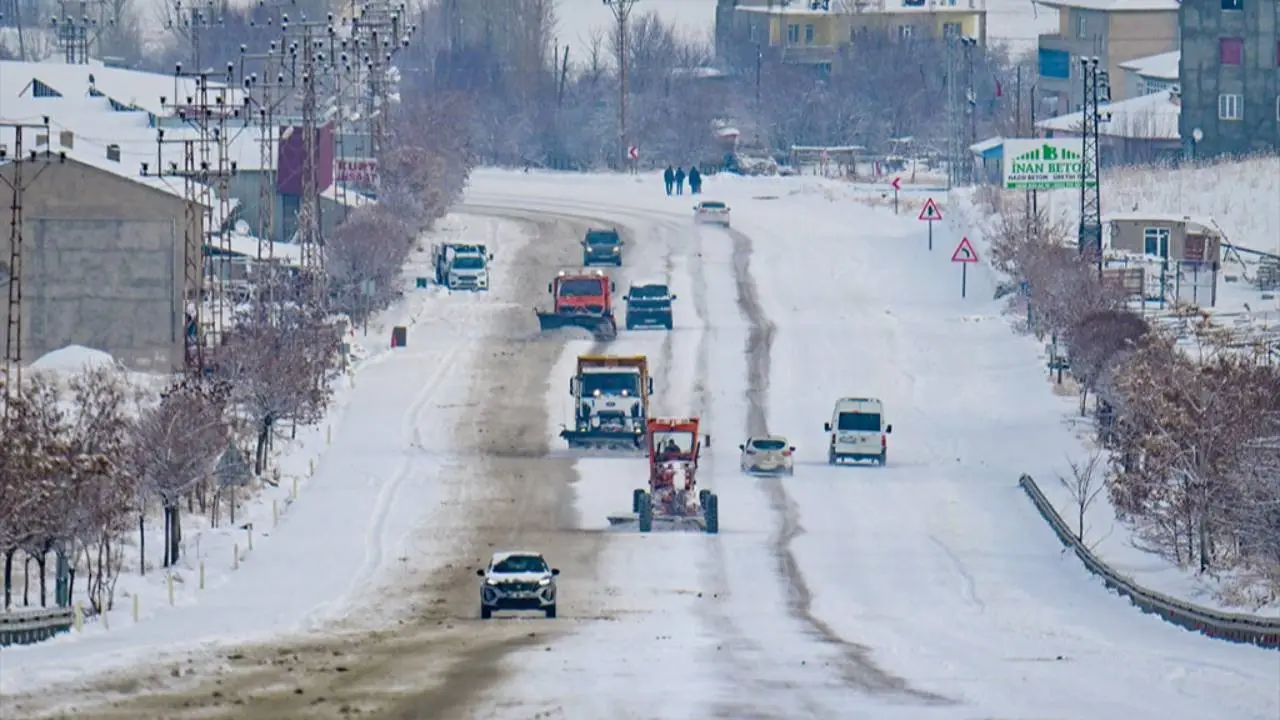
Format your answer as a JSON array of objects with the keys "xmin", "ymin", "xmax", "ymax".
[
  {"xmin": 1179, "ymin": 0, "xmax": 1280, "ymax": 158},
  {"xmin": 0, "ymin": 160, "xmax": 195, "ymax": 372},
  {"xmin": 1106, "ymin": 11, "xmax": 1179, "ymax": 100}
]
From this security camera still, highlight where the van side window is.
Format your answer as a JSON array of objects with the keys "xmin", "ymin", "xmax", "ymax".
[{"xmin": 837, "ymin": 413, "xmax": 881, "ymax": 432}]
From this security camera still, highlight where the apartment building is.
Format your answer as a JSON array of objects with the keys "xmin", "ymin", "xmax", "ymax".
[
  {"xmin": 1035, "ymin": 0, "xmax": 1180, "ymax": 113},
  {"xmin": 716, "ymin": 0, "xmax": 987, "ymax": 73},
  {"xmin": 1178, "ymin": 0, "xmax": 1280, "ymax": 158}
]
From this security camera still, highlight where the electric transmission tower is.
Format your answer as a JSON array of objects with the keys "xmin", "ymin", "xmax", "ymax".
[
  {"xmin": 603, "ymin": 0, "xmax": 638, "ymax": 168},
  {"xmin": 1078, "ymin": 56, "xmax": 1110, "ymax": 278},
  {"xmin": 51, "ymin": 0, "xmax": 110, "ymax": 64},
  {"xmin": 1, "ymin": 120, "xmax": 65, "ymax": 412}
]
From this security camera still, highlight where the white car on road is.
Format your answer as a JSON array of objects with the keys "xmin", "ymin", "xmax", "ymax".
[
  {"xmin": 739, "ymin": 435, "xmax": 795, "ymax": 475},
  {"xmin": 693, "ymin": 200, "xmax": 731, "ymax": 227},
  {"xmin": 477, "ymin": 550, "xmax": 560, "ymax": 619}
]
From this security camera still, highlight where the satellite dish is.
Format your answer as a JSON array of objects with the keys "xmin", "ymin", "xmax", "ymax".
[{"xmin": 234, "ymin": 219, "xmax": 251, "ymax": 235}]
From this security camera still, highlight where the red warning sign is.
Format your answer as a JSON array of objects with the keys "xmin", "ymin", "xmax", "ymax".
[
  {"xmin": 951, "ymin": 237, "xmax": 979, "ymax": 263},
  {"xmin": 918, "ymin": 198, "xmax": 943, "ymax": 222}
]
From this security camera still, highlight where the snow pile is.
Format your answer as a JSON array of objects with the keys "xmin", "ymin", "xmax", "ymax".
[{"xmin": 29, "ymin": 345, "xmax": 120, "ymax": 373}]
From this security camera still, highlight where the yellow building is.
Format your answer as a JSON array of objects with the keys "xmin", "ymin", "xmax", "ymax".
[{"xmin": 721, "ymin": 0, "xmax": 988, "ymax": 71}]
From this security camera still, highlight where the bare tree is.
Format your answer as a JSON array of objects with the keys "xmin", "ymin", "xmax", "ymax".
[
  {"xmin": 1060, "ymin": 451, "xmax": 1108, "ymax": 543},
  {"xmin": 1067, "ymin": 309, "xmax": 1150, "ymax": 416}
]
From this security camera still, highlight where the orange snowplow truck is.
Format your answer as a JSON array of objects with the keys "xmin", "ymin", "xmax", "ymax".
[{"xmin": 535, "ymin": 269, "xmax": 617, "ymax": 341}]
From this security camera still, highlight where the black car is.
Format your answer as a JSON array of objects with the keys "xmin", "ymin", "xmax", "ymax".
[
  {"xmin": 582, "ymin": 229, "xmax": 623, "ymax": 266},
  {"xmin": 624, "ymin": 282, "xmax": 676, "ymax": 330}
]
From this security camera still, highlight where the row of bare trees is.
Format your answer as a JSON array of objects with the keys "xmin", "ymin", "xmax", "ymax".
[{"xmin": 989, "ymin": 199, "xmax": 1280, "ymax": 606}]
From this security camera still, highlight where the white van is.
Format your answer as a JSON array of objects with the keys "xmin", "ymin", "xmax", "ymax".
[{"xmin": 824, "ymin": 398, "xmax": 892, "ymax": 466}]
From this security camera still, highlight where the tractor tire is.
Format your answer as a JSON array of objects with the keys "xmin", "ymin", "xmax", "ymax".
[
  {"xmin": 638, "ymin": 493, "xmax": 653, "ymax": 533},
  {"xmin": 698, "ymin": 488, "xmax": 711, "ymax": 508},
  {"xmin": 704, "ymin": 493, "xmax": 719, "ymax": 535},
  {"xmin": 480, "ymin": 605, "xmax": 492, "ymax": 620},
  {"xmin": 544, "ymin": 604, "xmax": 557, "ymax": 619},
  {"xmin": 633, "ymin": 488, "xmax": 646, "ymax": 514}
]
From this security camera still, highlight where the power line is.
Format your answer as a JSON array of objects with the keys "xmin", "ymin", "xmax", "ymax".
[{"xmin": 603, "ymin": 0, "xmax": 638, "ymax": 169}]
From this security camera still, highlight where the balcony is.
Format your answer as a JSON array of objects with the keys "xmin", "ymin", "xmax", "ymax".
[{"xmin": 781, "ymin": 44, "xmax": 839, "ymax": 64}]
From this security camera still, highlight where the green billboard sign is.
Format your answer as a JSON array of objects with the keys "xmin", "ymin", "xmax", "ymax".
[{"xmin": 1001, "ymin": 139, "xmax": 1097, "ymax": 190}]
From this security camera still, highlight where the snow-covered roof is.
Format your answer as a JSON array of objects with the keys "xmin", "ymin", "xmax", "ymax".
[
  {"xmin": 1106, "ymin": 212, "xmax": 1222, "ymax": 234},
  {"xmin": 969, "ymin": 136, "xmax": 1003, "ymax": 154},
  {"xmin": 224, "ymin": 231, "xmax": 302, "ymax": 265},
  {"xmin": 0, "ymin": 58, "xmax": 244, "ymax": 116},
  {"xmin": 1118, "ymin": 50, "xmax": 1179, "ymax": 81},
  {"xmin": 1036, "ymin": 88, "xmax": 1180, "ymax": 140},
  {"xmin": 738, "ymin": 0, "xmax": 985, "ymax": 15},
  {"xmin": 1032, "ymin": 0, "xmax": 1177, "ymax": 10}
]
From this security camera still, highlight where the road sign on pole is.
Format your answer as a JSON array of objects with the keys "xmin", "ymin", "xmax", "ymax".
[
  {"xmin": 891, "ymin": 176, "xmax": 901, "ymax": 214},
  {"xmin": 627, "ymin": 145, "xmax": 639, "ymax": 161},
  {"xmin": 951, "ymin": 236, "xmax": 979, "ymax": 298},
  {"xmin": 919, "ymin": 198, "xmax": 943, "ymax": 250}
]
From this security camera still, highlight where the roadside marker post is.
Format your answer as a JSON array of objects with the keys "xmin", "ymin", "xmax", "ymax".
[
  {"xmin": 951, "ymin": 237, "xmax": 979, "ymax": 298},
  {"xmin": 918, "ymin": 198, "xmax": 943, "ymax": 250},
  {"xmin": 891, "ymin": 176, "xmax": 901, "ymax": 214}
]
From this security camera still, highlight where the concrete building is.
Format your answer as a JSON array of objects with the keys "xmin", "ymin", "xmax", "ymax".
[
  {"xmin": 1118, "ymin": 49, "xmax": 1180, "ymax": 97},
  {"xmin": 717, "ymin": 0, "xmax": 987, "ymax": 73},
  {"xmin": 1036, "ymin": 86, "xmax": 1184, "ymax": 164},
  {"xmin": 1178, "ymin": 0, "xmax": 1280, "ymax": 159},
  {"xmin": 1035, "ymin": 0, "xmax": 1180, "ymax": 114},
  {"xmin": 0, "ymin": 146, "xmax": 205, "ymax": 372}
]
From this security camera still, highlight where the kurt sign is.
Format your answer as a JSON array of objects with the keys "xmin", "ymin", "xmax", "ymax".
[{"xmin": 1001, "ymin": 139, "xmax": 1096, "ymax": 190}]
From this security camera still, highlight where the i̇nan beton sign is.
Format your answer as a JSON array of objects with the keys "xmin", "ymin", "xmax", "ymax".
[{"xmin": 1001, "ymin": 139, "xmax": 1097, "ymax": 190}]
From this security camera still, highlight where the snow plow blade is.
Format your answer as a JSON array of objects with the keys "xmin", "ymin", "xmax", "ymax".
[
  {"xmin": 606, "ymin": 513, "xmax": 707, "ymax": 531},
  {"xmin": 536, "ymin": 311, "xmax": 617, "ymax": 341},
  {"xmin": 561, "ymin": 428, "xmax": 645, "ymax": 451}
]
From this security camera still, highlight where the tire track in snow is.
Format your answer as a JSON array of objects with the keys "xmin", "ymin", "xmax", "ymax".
[{"xmin": 725, "ymin": 224, "xmax": 951, "ymax": 705}]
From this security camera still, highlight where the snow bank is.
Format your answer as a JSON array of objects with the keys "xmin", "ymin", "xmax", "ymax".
[{"xmin": 29, "ymin": 345, "xmax": 120, "ymax": 373}]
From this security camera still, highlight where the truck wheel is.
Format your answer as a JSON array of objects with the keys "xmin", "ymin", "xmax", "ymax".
[
  {"xmin": 828, "ymin": 448, "xmax": 838, "ymax": 465},
  {"xmin": 544, "ymin": 604, "xmax": 557, "ymax": 619},
  {"xmin": 704, "ymin": 494, "xmax": 719, "ymax": 535},
  {"xmin": 633, "ymin": 488, "xmax": 646, "ymax": 514},
  {"xmin": 878, "ymin": 451, "xmax": 887, "ymax": 466},
  {"xmin": 698, "ymin": 488, "xmax": 710, "ymax": 508},
  {"xmin": 638, "ymin": 493, "xmax": 653, "ymax": 532},
  {"xmin": 663, "ymin": 315, "xmax": 674, "ymax": 330},
  {"xmin": 480, "ymin": 605, "xmax": 492, "ymax": 619}
]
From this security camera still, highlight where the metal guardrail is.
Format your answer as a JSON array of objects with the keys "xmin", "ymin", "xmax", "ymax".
[
  {"xmin": 1019, "ymin": 474, "xmax": 1280, "ymax": 649},
  {"xmin": 0, "ymin": 607, "xmax": 76, "ymax": 647}
]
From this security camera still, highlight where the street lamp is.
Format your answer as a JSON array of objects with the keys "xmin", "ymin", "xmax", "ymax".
[{"xmin": 1191, "ymin": 126, "xmax": 1203, "ymax": 162}]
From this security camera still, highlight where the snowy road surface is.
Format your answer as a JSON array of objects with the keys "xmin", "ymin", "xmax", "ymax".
[{"xmin": 4, "ymin": 170, "xmax": 1277, "ymax": 720}]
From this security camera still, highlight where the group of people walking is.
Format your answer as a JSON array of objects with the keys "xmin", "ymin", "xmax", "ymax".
[{"xmin": 663, "ymin": 165, "xmax": 702, "ymax": 196}]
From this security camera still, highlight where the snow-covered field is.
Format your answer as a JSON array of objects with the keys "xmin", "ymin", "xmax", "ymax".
[
  {"xmin": 0, "ymin": 215, "xmax": 531, "ymax": 697},
  {"xmin": 460, "ymin": 169, "xmax": 1280, "ymax": 719},
  {"xmin": 5, "ymin": 168, "xmax": 1277, "ymax": 720}
]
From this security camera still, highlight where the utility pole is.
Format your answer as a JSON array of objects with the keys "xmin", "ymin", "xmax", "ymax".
[
  {"xmin": 1078, "ymin": 56, "xmax": 1109, "ymax": 279},
  {"xmin": 0, "ymin": 120, "xmax": 65, "ymax": 412},
  {"xmin": 603, "ymin": 0, "xmax": 638, "ymax": 169},
  {"xmin": 51, "ymin": 0, "xmax": 108, "ymax": 64}
]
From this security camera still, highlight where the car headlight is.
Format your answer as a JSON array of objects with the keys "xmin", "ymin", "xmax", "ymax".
[
  {"xmin": 485, "ymin": 577, "xmax": 498, "ymax": 585},
  {"xmin": 611, "ymin": 247, "xmax": 620, "ymax": 253},
  {"xmin": 539, "ymin": 577, "xmax": 552, "ymax": 586}
]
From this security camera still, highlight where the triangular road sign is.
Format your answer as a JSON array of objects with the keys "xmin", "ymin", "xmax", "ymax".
[
  {"xmin": 918, "ymin": 198, "xmax": 943, "ymax": 222},
  {"xmin": 951, "ymin": 237, "xmax": 979, "ymax": 263}
]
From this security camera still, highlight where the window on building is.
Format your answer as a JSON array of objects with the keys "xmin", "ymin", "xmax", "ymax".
[
  {"xmin": 1220, "ymin": 37, "xmax": 1244, "ymax": 65},
  {"xmin": 1076, "ymin": 14, "xmax": 1087, "ymax": 39},
  {"xmin": 804, "ymin": 23, "xmax": 815, "ymax": 44},
  {"xmin": 1219, "ymin": 93, "xmax": 1243, "ymax": 120},
  {"xmin": 899, "ymin": 24, "xmax": 913, "ymax": 40},
  {"xmin": 1221, "ymin": 0, "xmax": 1242, "ymax": 9},
  {"xmin": 1143, "ymin": 227, "xmax": 1170, "ymax": 259},
  {"xmin": 30, "ymin": 79, "xmax": 61, "ymax": 97},
  {"xmin": 943, "ymin": 22, "xmax": 961, "ymax": 38},
  {"xmin": 787, "ymin": 24, "xmax": 800, "ymax": 44}
]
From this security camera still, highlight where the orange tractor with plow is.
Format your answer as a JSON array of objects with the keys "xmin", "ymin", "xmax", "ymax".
[{"xmin": 608, "ymin": 417, "xmax": 719, "ymax": 534}]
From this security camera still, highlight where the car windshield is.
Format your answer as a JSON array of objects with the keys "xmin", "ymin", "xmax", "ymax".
[
  {"xmin": 751, "ymin": 439, "xmax": 787, "ymax": 451},
  {"xmin": 558, "ymin": 278, "xmax": 605, "ymax": 296},
  {"xmin": 700, "ymin": 202, "xmax": 726, "ymax": 209},
  {"xmin": 837, "ymin": 412, "xmax": 881, "ymax": 432},
  {"xmin": 629, "ymin": 285, "xmax": 669, "ymax": 298},
  {"xmin": 652, "ymin": 430, "xmax": 694, "ymax": 456},
  {"xmin": 582, "ymin": 372, "xmax": 641, "ymax": 396},
  {"xmin": 586, "ymin": 231, "xmax": 619, "ymax": 246},
  {"xmin": 452, "ymin": 255, "xmax": 484, "ymax": 270},
  {"xmin": 492, "ymin": 555, "xmax": 548, "ymax": 574}
]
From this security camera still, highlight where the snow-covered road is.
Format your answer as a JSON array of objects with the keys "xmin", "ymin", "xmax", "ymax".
[{"xmin": 462, "ymin": 169, "xmax": 1280, "ymax": 720}]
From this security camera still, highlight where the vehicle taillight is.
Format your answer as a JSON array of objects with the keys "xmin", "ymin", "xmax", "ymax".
[
  {"xmin": 881, "ymin": 434, "xmax": 887, "ymax": 449},
  {"xmin": 782, "ymin": 449, "xmax": 792, "ymax": 456}
]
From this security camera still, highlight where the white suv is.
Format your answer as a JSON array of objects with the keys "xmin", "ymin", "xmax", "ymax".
[
  {"xmin": 825, "ymin": 397, "xmax": 892, "ymax": 466},
  {"xmin": 477, "ymin": 551, "xmax": 560, "ymax": 619}
]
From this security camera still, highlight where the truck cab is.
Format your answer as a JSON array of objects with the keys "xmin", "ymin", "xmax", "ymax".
[
  {"xmin": 624, "ymin": 281, "xmax": 676, "ymax": 330},
  {"xmin": 582, "ymin": 229, "xmax": 623, "ymax": 267},
  {"xmin": 824, "ymin": 397, "xmax": 891, "ymax": 466},
  {"xmin": 549, "ymin": 271, "xmax": 614, "ymax": 315},
  {"xmin": 562, "ymin": 355, "xmax": 653, "ymax": 449}
]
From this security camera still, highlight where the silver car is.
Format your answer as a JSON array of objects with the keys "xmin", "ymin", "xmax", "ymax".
[
  {"xmin": 739, "ymin": 435, "xmax": 795, "ymax": 475},
  {"xmin": 477, "ymin": 550, "xmax": 560, "ymax": 619}
]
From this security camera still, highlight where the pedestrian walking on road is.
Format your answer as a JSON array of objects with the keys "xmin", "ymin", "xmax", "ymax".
[
  {"xmin": 688, "ymin": 166, "xmax": 702, "ymax": 195},
  {"xmin": 674, "ymin": 166, "xmax": 686, "ymax": 195},
  {"xmin": 663, "ymin": 165, "xmax": 675, "ymax": 196}
]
